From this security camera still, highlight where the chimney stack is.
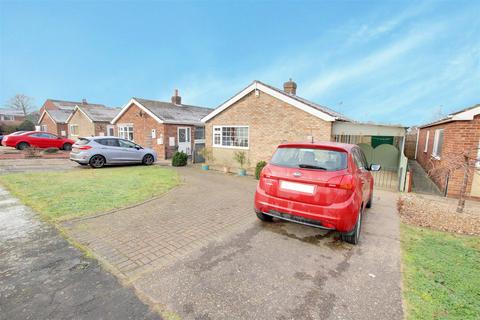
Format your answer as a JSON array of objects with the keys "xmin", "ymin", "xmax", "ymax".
[
  {"xmin": 82, "ymin": 98, "xmax": 87, "ymax": 105},
  {"xmin": 283, "ymin": 78, "xmax": 297, "ymax": 95},
  {"xmin": 171, "ymin": 89, "xmax": 182, "ymax": 105}
]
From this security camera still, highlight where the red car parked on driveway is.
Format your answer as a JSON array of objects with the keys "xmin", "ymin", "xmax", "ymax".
[
  {"xmin": 254, "ymin": 141, "xmax": 380, "ymax": 244},
  {"xmin": 1, "ymin": 131, "xmax": 74, "ymax": 151}
]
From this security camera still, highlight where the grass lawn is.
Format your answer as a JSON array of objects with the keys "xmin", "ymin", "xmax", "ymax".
[
  {"xmin": 401, "ymin": 224, "xmax": 480, "ymax": 319},
  {"xmin": 0, "ymin": 166, "xmax": 179, "ymax": 221}
]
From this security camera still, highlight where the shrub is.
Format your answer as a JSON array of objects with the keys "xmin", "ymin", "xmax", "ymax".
[
  {"xmin": 17, "ymin": 119, "xmax": 35, "ymax": 131},
  {"xmin": 255, "ymin": 161, "xmax": 267, "ymax": 180},
  {"xmin": 172, "ymin": 151, "xmax": 188, "ymax": 167},
  {"xmin": 0, "ymin": 124, "xmax": 18, "ymax": 135},
  {"xmin": 233, "ymin": 151, "xmax": 247, "ymax": 169}
]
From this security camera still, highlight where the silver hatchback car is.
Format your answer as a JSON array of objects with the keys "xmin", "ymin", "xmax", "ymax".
[{"xmin": 70, "ymin": 136, "xmax": 157, "ymax": 168}]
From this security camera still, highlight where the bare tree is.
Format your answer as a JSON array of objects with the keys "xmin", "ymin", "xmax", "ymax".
[
  {"xmin": 428, "ymin": 147, "xmax": 480, "ymax": 213},
  {"xmin": 6, "ymin": 94, "xmax": 34, "ymax": 116}
]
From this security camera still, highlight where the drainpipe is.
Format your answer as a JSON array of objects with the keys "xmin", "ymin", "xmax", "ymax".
[
  {"xmin": 414, "ymin": 128, "xmax": 419, "ymax": 160},
  {"xmin": 444, "ymin": 173, "xmax": 449, "ymax": 197}
]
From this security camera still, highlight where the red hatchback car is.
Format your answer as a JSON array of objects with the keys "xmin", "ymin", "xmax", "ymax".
[
  {"xmin": 1, "ymin": 131, "xmax": 75, "ymax": 151},
  {"xmin": 254, "ymin": 142, "xmax": 380, "ymax": 244}
]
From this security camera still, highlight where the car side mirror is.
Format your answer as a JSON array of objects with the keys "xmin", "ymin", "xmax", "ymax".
[{"xmin": 370, "ymin": 164, "xmax": 381, "ymax": 171}]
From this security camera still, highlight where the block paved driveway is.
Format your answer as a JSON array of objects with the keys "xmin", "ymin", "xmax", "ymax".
[{"xmin": 63, "ymin": 167, "xmax": 404, "ymax": 320}]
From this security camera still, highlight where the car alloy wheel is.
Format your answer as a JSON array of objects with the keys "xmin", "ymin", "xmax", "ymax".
[
  {"xmin": 89, "ymin": 155, "xmax": 105, "ymax": 168},
  {"xmin": 143, "ymin": 154, "xmax": 154, "ymax": 165},
  {"xmin": 17, "ymin": 142, "xmax": 30, "ymax": 150}
]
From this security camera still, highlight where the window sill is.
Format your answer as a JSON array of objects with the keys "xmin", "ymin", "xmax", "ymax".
[
  {"xmin": 430, "ymin": 154, "xmax": 441, "ymax": 160},
  {"xmin": 212, "ymin": 144, "xmax": 249, "ymax": 150}
]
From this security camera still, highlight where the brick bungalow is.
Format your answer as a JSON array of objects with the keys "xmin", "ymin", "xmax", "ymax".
[
  {"xmin": 38, "ymin": 99, "xmax": 98, "ymax": 137},
  {"xmin": 66, "ymin": 103, "xmax": 119, "ymax": 140},
  {"xmin": 201, "ymin": 79, "xmax": 351, "ymax": 172},
  {"xmin": 37, "ymin": 109, "xmax": 72, "ymax": 137},
  {"xmin": 111, "ymin": 90, "xmax": 212, "ymax": 160},
  {"xmin": 416, "ymin": 104, "xmax": 480, "ymax": 198}
]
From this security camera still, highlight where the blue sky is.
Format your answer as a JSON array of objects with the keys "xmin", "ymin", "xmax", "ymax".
[{"xmin": 0, "ymin": 0, "xmax": 479, "ymax": 126}]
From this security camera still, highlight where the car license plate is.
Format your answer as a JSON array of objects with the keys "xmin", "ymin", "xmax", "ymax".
[
  {"xmin": 280, "ymin": 180, "xmax": 315, "ymax": 194},
  {"xmin": 72, "ymin": 148, "xmax": 79, "ymax": 153}
]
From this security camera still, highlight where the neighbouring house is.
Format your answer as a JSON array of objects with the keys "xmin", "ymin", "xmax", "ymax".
[
  {"xmin": 0, "ymin": 109, "xmax": 25, "ymax": 130},
  {"xmin": 201, "ymin": 79, "xmax": 408, "ymax": 190},
  {"xmin": 37, "ymin": 109, "xmax": 72, "ymax": 137},
  {"xmin": 65, "ymin": 103, "xmax": 119, "ymax": 139},
  {"xmin": 111, "ymin": 90, "xmax": 212, "ymax": 160},
  {"xmin": 416, "ymin": 104, "xmax": 480, "ymax": 199},
  {"xmin": 38, "ymin": 99, "xmax": 102, "ymax": 137}
]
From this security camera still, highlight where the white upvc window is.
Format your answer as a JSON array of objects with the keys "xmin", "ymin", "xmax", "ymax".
[
  {"xmin": 432, "ymin": 129, "xmax": 444, "ymax": 159},
  {"xmin": 118, "ymin": 124, "xmax": 134, "ymax": 141},
  {"xmin": 1, "ymin": 115, "xmax": 14, "ymax": 121},
  {"xmin": 69, "ymin": 124, "xmax": 79, "ymax": 136},
  {"xmin": 213, "ymin": 125, "xmax": 249, "ymax": 149},
  {"xmin": 40, "ymin": 124, "xmax": 48, "ymax": 132},
  {"xmin": 424, "ymin": 131, "xmax": 430, "ymax": 153}
]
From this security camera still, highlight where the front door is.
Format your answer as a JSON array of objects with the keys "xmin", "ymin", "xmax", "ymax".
[{"xmin": 177, "ymin": 127, "xmax": 191, "ymax": 155}]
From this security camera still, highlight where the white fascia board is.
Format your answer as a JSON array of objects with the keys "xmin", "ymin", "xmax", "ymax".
[
  {"xmin": 73, "ymin": 105, "xmax": 94, "ymax": 123},
  {"xmin": 111, "ymin": 98, "xmax": 164, "ymax": 124},
  {"xmin": 256, "ymin": 83, "xmax": 336, "ymax": 122},
  {"xmin": 201, "ymin": 81, "xmax": 336, "ymax": 123},
  {"xmin": 201, "ymin": 82, "xmax": 257, "ymax": 122},
  {"xmin": 37, "ymin": 111, "xmax": 47, "ymax": 124},
  {"xmin": 452, "ymin": 105, "xmax": 480, "ymax": 121},
  {"xmin": 42, "ymin": 110, "xmax": 58, "ymax": 124},
  {"xmin": 65, "ymin": 107, "xmax": 76, "ymax": 123}
]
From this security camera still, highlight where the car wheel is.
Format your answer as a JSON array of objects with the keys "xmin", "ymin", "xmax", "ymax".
[
  {"xmin": 366, "ymin": 195, "xmax": 372, "ymax": 208},
  {"xmin": 63, "ymin": 143, "xmax": 72, "ymax": 151},
  {"xmin": 142, "ymin": 154, "xmax": 154, "ymax": 165},
  {"xmin": 89, "ymin": 155, "xmax": 106, "ymax": 168},
  {"xmin": 17, "ymin": 142, "xmax": 30, "ymax": 150},
  {"xmin": 341, "ymin": 209, "xmax": 362, "ymax": 245},
  {"xmin": 255, "ymin": 210, "xmax": 273, "ymax": 222}
]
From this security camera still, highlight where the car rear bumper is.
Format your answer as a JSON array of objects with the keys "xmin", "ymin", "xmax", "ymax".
[
  {"xmin": 254, "ymin": 186, "xmax": 358, "ymax": 232},
  {"xmin": 69, "ymin": 152, "xmax": 91, "ymax": 164}
]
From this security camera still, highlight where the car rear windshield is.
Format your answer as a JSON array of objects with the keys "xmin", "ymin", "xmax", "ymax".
[
  {"xmin": 270, "ymin": 147, "xmax": 348, "ymax": 171},
  {"xmin": 76, "ymin": 138, "xmax": 90, "ymax": 145}
]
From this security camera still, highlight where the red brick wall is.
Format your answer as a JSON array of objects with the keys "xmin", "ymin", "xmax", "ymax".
[
  {"xmin": 164, "ymin": 124, "xmax": 198, "ymax": 159},
  {"xmin": 417, "ymin": 115, "xmax": 480, "ymax": 197},
  {"xmin": 113, "ymin": 103, "xmax": 202, "ymax": 160},
  {"xmin": 113, "ymin": 103, "xmax": 167, "ymax": 159},
  {"xmin": 39, "ymin": 113, "xmax": 65, "ymax": 136},
  {"xmin": 94, "ymin": 122, "xmax": 109, "ymax": 136}
]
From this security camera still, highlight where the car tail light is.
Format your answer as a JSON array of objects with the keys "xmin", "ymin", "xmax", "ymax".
[
  {"xmin": 338, "ymin": 174, "xmax": 355, "ymax": 190},
  {"xmin": 77, "ymin": 145, "xmax": 92, "ymax": 150},
  {"xmin": 327, "ymin": 174, "xmax": 355, "ymax": 190}
]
